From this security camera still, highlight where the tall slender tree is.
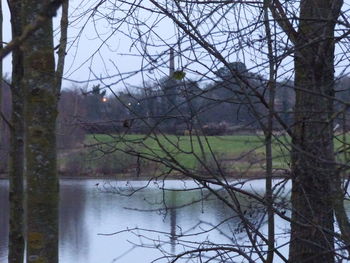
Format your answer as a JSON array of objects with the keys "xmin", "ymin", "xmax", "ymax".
[
  {"xmin": 0, "ymin": 0, "xmax": 2, "ymax": 137},
  {"xmin": 263, "ymin": 1, "xmax": 276, "ymax": 262},
  {"xmin": 22, "ymin": 0, "xmax": 61, "ymax": 262},
  {"xmin": 0, "ymin": 0, "xmax": 3, "ymax": 169},
  {"xmin": 7, "ymin": 0, "xmax": 25, "ymax": 262},
  {"xmin": 55, "ymin": 0, "xmax": 68, "ymax": 93}
]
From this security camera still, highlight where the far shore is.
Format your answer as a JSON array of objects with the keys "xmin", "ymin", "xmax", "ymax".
[{"xmin": 0, "ymin": 170, "xmax": 289, "ymax": 181}]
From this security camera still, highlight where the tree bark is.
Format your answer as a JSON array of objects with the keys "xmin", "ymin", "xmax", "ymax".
[
  {"xmin": 22, "ymin": 0, "xmax": 59, "ymax": 262},
  {"xmin": 263, "ymin": 1, "xmax": 275, "ymax": 262},
  {"xmin": 0, "ymin": 0, "xmax": 3, "ymax": 168},
  {"xmin": 0, "ymin": 0, "xmax": 2, "ymax": 138},
  {"xmin": 289, "ymin": 1, "xmax": 343, "ymax": 262},
  {"xmin": 8, "ymin": 0, "xmax": 25, "ymax": 262}
]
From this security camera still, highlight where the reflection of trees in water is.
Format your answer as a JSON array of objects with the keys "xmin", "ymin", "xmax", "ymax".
[
  {"xmin": 0, "ymin": 182, "xmax": 9, "ymax": 261},
  {"xmin": 169, "ymin": 191, "xmax": 177, "ymax": 254},
  {"xmin": 210, "ymin": 189, "xmax": 290, "ymax": 244},
  {"xmin": 0, "ymin": 181, "xmax": 90, "ymax": 262},
  {"xmin": 59, "ymin": 182, "xmax": 89, "ymax": 261},
  {"xmin": 1, "ymin": 179, "xmax": 291, "ymax": 262},
  {"xmin": 156, "ymin": 188, "xmax": 264, "ymax": 254},
  {"xmin": 214, "ymin": 195, "xmax": 265, "ymax": 233},
  {"xmin": 158, "ymin": 187, "xmax": 276, "ymax": 260},
  {"xmin": 99, "ymin": 181, "xmax": 290, "ymax": 261}
]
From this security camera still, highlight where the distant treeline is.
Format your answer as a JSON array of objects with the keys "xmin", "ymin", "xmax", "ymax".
[
  {"xmin": 58, "ymin": 62, "xmax": 298, "ymax": 138},
  {"xmin": 2, "ymin": 63, "xmax": 350, "ymax": 173}
]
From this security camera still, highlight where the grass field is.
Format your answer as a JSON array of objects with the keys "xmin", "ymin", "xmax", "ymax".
[
  {"xmin": 59, "ymin": 133, "xmax": 349, "ymax": 177},
  {"xmin": 84, "ymin": 134, "xmax": 292, "ymax": 175}
]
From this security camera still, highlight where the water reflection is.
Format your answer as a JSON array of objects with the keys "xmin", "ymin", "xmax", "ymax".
[
  {"xmin": 0, "ymin": 179, "xmax": 280, "ymax": 263},
  {"xmin": 60, "ymin": 181, "xmax": 90, "ymax": 262},
  {"xmin": 168, "ymin": 191, "xmax": 177, "ymax": 254}
]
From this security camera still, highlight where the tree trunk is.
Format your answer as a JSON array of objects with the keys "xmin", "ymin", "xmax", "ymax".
[
  {"xmin": 0, "ymin": 0, "xmax": 3, "ymax": 174},
  {"xmin": 289, "ymin": 1, "xmax": 343, "ymax": 262},
  {"xmin": 0, "ymin": 0, "xmax": 2, "ymax": 143},
  {"xmin": 263, "ymin": 1, "xmax": 275, "ymax": 262},
  {"xmin": 22, "ymin": 0, "xmax": 59, "ymax": 262},
  {"xmin": 8, "ymin": 1, "xmax": 25, "ymax": 262},
  {"xmin": 55, "ymin": 0, "xmax": 68, "ymax": 93}
]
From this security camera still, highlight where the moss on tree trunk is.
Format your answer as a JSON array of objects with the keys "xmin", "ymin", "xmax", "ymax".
[
  {"xmin": 8, "ymin": 0, "xmax": 25, "ymax": 262},
  {"xmin": 22, "ymin": 1, "xmax": 59, "ymax": 262}
]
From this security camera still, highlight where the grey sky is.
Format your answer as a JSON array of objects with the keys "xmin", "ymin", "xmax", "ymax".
[{"xmin": 2, "ymin": 0, "xmax": 350, "ymax": 93}]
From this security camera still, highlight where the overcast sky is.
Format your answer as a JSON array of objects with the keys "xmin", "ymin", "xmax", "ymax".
[
  {"xmin": 0, "ymin": 1, "xmax": 266, "ymax": 91},
  {"xmin": 2, "ymin": 0, "xmax": 350, "ymax": 93}
]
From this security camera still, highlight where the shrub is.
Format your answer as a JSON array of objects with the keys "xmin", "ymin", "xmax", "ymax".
[{"xmin": 201, "ymin": 121, "xmax": 229, "ymax": 136}]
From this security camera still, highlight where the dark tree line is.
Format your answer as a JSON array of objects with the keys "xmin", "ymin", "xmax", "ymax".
[{"xmin": 54, "ymin": 62, "xmax": 298, "ymax": 137}]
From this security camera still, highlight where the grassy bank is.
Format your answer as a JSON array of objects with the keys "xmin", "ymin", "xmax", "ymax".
[{"xmin": 57, "ymin": 134, "xmax": 291, "ymax": 177}]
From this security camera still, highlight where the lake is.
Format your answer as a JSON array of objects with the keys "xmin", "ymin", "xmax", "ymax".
[{"xmin": 0, "ymin": 179, "xmax": 292, "ymax": 262}]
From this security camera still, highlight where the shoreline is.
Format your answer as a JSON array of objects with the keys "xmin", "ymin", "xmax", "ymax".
[{"xmin": 0, "ymin": 171, "xmax": 289, "ymax": 181}]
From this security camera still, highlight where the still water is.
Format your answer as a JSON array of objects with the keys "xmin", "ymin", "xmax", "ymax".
[{"xmin": 0, "ymin": 179, "xmax": 290, "ymax": 263}]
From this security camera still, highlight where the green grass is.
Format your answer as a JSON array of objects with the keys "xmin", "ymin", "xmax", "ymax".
[
  {"xmin": 86, "ymin": 134, "xmax": 291, "ymax": 174},
  {"xmin": 60, "ymin": 133, "xmax": 350, "ymax": 177}
]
